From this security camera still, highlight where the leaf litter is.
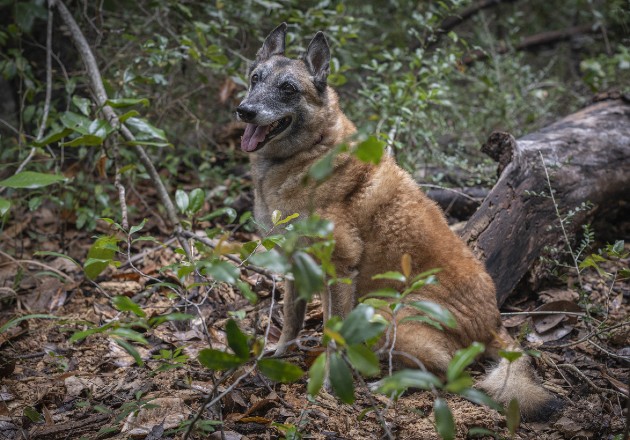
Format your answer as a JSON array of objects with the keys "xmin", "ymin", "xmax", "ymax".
[{"xmin": 0, "ymin": 194, "xmax": 628, "ymax": 439}]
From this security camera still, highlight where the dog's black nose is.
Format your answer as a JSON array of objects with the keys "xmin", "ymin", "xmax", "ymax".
[{"xmin": 236, "ymin": 105, "xmax": 257, "ymax": 122}]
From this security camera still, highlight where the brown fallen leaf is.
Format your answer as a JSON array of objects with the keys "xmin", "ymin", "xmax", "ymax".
[
  {"xmin": 121, "ymin": 397, "xmax": 189, "ymax": 436},
  {"xmin": 532, "ymin": 300, "xmax": 582, "ymax": 333},
  {"xmin": 601, "ymin": 369, "xmax": 628, "ymax": 395},
  {"xmin": 538, "ymin": 288, "xmax": 579, "ymax": 303},
  {"xmin": 526, "ymin": 325, "xmax": 574, "ymax": 344},
  {"xmin": 502, "ymin": 314, "xmax": 527, "ymax": 328}
]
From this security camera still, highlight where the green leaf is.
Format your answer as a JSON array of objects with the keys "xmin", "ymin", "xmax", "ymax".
[
  {"xmin": 329, "ymin": 352, "xmax": 354, "ymax": 404},
  {"xmin": 0, "ymin": 171, "xmax": 67, "ymax": 189},
  {"xmin": 340, "ymin": 304, "xmax": 387, "ymax": 345},
  {"xmin": 199, "ymin": 207, "xmax": 238, "ymax": 223},
  {"xmin": 109, "ymin": 327, "xmax": 149, "ymax": 345},
  {"xmin": 125, "ymin": 140, "xmax": 172, "ymax": 148},
  {"xmin": 249, "ymin": 249, "xmax": 291, "ymax": 274},
  {"xmin": 119, "ymin": 110, "xmax": 140, "ymax": 123},
  {"xmin": 84, "ymin": 235, "xmax": 119, "ymax": 280},
  {"xmin": 72, "ymin": 95, "xmax": 92, "ymax": 116},
  {"xmin": 32, "ymin": 127, "xmax": 73, "ymax": 147},
  {"xmin": 309, "ymin": 151, "xmax": 335, "ymax": 181},
  {"xmin": 112, "ymin": 337, "xmax": 144, "ymax": 366},
  {"xmin": 188, "ymin": 188, "xmax": 205, "ymax": 214},
  {"xmin": 376, "ymin": 369, "xmax": 442, "ymax": 394},
  {"xmin": 346, "ymin": 344, "xmax": 380, "ymax": 377},
  {"xmin": 459, "ymin": 388, "xmax": 503, "ymax": 411},
  {"xmin": 498, "ymin": 349, "xmax": 523, "ymax": 363},
  {"xmin": 60, "ymin": 111, "xmax": 93, "ymax": 135},
  {"xmin": 360, "ymin": 288, "xmax": 401, "ymax": 300},
  {"xmin": 467, "ymin": 427, "xmax": 498, "ymax": 438},
  {"xmin": 446, "ymin": 342, "xmax": 485, "ymax": 383},
  {"xmin": 87, "ymin": 119, "xmax": 114, "ymax": 137},
  {"xmin": 236, "ymin": 280, "xmax": 258, "ymax": 305},
  {"xmin": 292, "ymin": 251, "xmax": 324, "ymax": 300},
  {"xmin": 0, "ymin": 197, "xmax": 11, "ymax": 216},
  {"xmin": 175, "ymin": 189, "xmax": 189, "ymax": 213},
  {"xmin": 354, "ymin": 136, "xmax": 384, "ymax": 165},
  {"xmin": 407, "ymin": 301, "xmax": 457, "ymax": 329},
  {"xmin": 60, "ymin": 134, "xmax": 104, "ymax": 147},
  {"xmin": 129, "ymin": 219, "xmax": 147, "ymax": 235},
  {"xmin": 434, "ymin": 398, "xmax": 455, "ymax": 440},
  {"xmin": 148, "ymin": 313, "xmax": 195, "ymax": 327},
  {"xmin": 258, "ymin": 359, "xmax": 304, "ymax": 383},
  {"xmin": 506, "ymin": 398, "xmax": 521, "ymax": 435},
  {"xmin": 444, "ymin": 373, "xmax": 473, "ymax": 393},
  {"xmin": 307, "ymin": 353, "xmax": 327, "ymax": 396},
  {"xmin": 125, "ymin": 117, "xmax": 167, "ymax": 141},
  {"xmin": 69, "ymin": 324, "xmax": 111, "ymax": 343},
  {"xmin": 372, "ymin": 271, "xmax": 406, "ymax": 282},
  {"xmin": 399, "ymin": 314, "xmax": 444, "ymax": 330},
  {"xmin": 0, "ymin": 314, "xmax": 61, "ymax": 334},
  {"xmin": 106, "ymin": 97, "xmax": 150, "ymax": 108},
  {"xmin": 23, "ymin": 406, "xmax": 43, "ymax": 423},
  {"xmin": 198, "ymin": 348, "xmax": 246, "ymax": 371},
  {"xmin": 226, "ymin": 319, "xmax": 249, "ymax": 360},
  {"xmin": 202, "ymin": 260, "xmax": 240, "ymax": 284},
  {"xmin": 275, "ymin": 212, "xmax": 299, "ymax": 226},
  {"xmin": 112, "ymin": 296, "xmax": 146, "ymax": 318}
]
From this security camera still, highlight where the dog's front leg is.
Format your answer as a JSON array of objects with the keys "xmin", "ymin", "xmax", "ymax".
[{"xmin": 275, "ymin": 278, "xmax": 307, "ymax": 354}]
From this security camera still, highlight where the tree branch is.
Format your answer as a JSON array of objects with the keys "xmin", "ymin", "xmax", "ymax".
[
  {"xmin": 462, "ymin": 24, "xmax": 598, "ymax": 65},
  {"xmin": 13, "ymin": 0, "xmax": 54, "ymax": 176},
  {"xmin": 53, "ymin": 0, "xmax": 193, "ymax": 259}
]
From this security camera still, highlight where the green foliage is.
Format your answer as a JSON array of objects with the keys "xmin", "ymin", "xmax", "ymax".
[
  {"xmin": 0, "ymin": 171, "xmax": 67, "ymax": 189},
  {"xmin": 434, "ymin": 398, "xmax": 456, "ymax": 440}
]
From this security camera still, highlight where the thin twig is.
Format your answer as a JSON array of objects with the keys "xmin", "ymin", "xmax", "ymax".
[
  {"xmin": 180, "ymin": 230, "xmax": 277, "ymax": 280},
  {"xmin": 558, "ymin": 363, "xmax": 626, "ymax": 398},
  {"xmin": 587, "ymin": 339, "xmax": 630, "ymax": 361},
  {"xmin": 501, "ymin": 310, "xmax": 587, "ymax": 317},
  {"xmin": 113, "ymin": 141, "xmax": 129, "ymax": 230},
  {"xmin": 0, "ymin": 250, "xmax": 75, "ymax": 284},
  {"xmin": 418, "ymin": 183, "xmax": 480, "ymax": 202},
  {"xmin": 183, "ymin": 273, "xmax": 279, "ymax": 439},
  {"xmin": 548, "ymin": 321, "xmax": 630, "ymax": 349},
  {"xmin": 539, "ymin": 150, "xmax": 583, "ymax": 288}
]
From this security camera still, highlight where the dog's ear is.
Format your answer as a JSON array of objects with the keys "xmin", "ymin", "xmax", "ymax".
[
  {"xmin": 304, "ymin": 31, "xmax": 330, "ymax": 91},
  {"xmin": 256, "ymin": 22, "xmax": 287, "ymax": 63}
]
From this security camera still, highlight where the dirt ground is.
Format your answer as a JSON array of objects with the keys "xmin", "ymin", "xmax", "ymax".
[{"xmin": 0, "ymin": 197, "xmax": 628, "ymax": 439}]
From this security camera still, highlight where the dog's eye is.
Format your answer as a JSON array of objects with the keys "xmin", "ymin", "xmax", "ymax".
[
  {"xmin": 280, "ymin": 82, "xmax": 297, "ymax": 93},
  {"xmin": 251, "ymin": 74, "xmax": 259, "ymax": 85}
]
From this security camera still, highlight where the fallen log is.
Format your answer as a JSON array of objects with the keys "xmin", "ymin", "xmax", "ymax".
[
  {"xmin": 424, "ymin": 186, "xmax": 489, "ymax": 220},
  {"xmin": 461, "ymin": 99, "xmax": 630, "ymax": 305}
]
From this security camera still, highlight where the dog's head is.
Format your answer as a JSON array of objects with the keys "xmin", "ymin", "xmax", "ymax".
[{"xmin": 236, "ymin": 23, "xmax": 331, "ymax": 159}]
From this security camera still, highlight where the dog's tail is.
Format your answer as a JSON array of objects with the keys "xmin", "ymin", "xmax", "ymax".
[{"xmin": 478, "ymin": 329, "xmax": 561, "ymax": 421}]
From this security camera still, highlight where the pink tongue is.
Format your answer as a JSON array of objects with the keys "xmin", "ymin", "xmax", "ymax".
[{"xmin": 241, "ymin": 123, "xmax": 270, "ymax": 152}]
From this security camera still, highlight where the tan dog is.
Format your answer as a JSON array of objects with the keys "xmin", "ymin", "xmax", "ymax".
[{"xmin": 237, "ymin": 23, "xmax": 557, "ymax": 420}]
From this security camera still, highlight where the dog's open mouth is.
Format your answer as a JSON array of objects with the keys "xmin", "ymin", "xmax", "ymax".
[{"xmin": 241, "ymin": 116, "xmax": 292, "ymax": 152}]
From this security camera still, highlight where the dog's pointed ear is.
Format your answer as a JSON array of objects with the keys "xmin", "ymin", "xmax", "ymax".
[
  {"xmin": 304, "ymin": 31, "xmax": 330, "ymax": 91},
  {"xmin": 256, "ymin": 22, "xmax": 287, "ymax": 63}
]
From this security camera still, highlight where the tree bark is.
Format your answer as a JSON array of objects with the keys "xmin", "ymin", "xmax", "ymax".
[{"xmin": 462, "ymin": 99, "xmax": 630, "ymax": 305}]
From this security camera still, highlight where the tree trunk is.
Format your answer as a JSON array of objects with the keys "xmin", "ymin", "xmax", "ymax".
[{"xmin": 461, "ymin": 99, "xmax": 630, "ymax": 305}]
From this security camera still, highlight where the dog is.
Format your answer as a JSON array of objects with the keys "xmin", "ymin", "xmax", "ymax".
[{"xmin": 236, "ymin": 23, "xmax": 557, "ymax": 420}]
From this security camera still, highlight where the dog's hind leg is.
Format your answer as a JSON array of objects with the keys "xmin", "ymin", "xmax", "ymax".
[{"xmin": 276, "ymin": 279, "xmax": 307, "ymax": 354}]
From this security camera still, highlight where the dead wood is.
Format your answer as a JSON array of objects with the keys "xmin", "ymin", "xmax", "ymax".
[
  {"xmin": 462, "ymin": 99, "xmax": 630, "ymax": 305},
  {"xmin": 424, "ymin": 186, "xmax": 489, "ymax": 220},
  {"xmin": 462, "ymin": 24, "xmax": 598, "ymax": 64}
]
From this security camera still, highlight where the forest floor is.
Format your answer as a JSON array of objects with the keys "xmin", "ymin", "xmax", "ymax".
[{"xmin": 0, "ymin": 175, "xmax": 628, "ymax": 440}]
